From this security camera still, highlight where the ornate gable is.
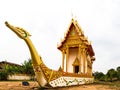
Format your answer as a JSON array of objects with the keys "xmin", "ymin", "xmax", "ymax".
[
  {"xmin": 72, "ymin": 57, "xmax": 80, "ymax": 66},
  {"xmin": 57, "ymin": 18, "xmax": 95, "ymax": 56},
  {"xmin": 57, "ymin": 18, "xmax": 85, "ymax": 49}
]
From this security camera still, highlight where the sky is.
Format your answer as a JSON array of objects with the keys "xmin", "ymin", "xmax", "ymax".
[{"xmin": 0, "ymin": 0, "xmax": 120, "ymax": 74}]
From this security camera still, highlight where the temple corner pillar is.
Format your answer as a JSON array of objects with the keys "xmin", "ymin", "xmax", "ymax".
[
  {"xmin": 78, "ymin": 45, "xmax": 81, "ymax": 73},
  {"xmin": 66, "ymin": 45, "xmax": 69, "ymax": 72},
  {"xmin": 62, "ymin": 50, "xmax": 65, "ymax": 71}
]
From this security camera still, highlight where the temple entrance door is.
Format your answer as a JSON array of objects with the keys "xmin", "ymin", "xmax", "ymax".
[{"xmin": 74, "ymin": 66, "xmax": 79, "ymax": 73}]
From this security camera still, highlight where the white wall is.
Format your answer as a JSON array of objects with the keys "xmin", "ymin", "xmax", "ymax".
[{"xmin": 8, "ymin": 74, "xmax": 32, "ymax": 80}]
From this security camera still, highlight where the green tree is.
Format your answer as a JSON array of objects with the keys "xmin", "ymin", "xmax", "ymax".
[
  {"xmin": 5, "ymin": 65, "xmax": 13, "ymax": 75},
  {"xmin": 93, "ymin": 71, "xmax": 105, "ymax": 81},
  {"xmin": 22, "ymin": 59, "xmax": 35, "ymax": 76},
  {"xmin": 116, "ymin": 66, "xmax": 120, "ymax": 80},
  {"xmin": 5, "ymin": 64, "xmax": 22, "ymax": 75},
  {"xmin": 0, "ymin": 59, "xmax": 35, "ymax": 81},
  {"xmin": 0, "ymin": 71, "xmax": 8, "ymax": 80},
  {"xmin": 5, "ymin": 59, "xmax": 35, "ymax": 76},
  {"xmin": 106, "ymin": 68, "xmax": 117, "ymax": 82}
]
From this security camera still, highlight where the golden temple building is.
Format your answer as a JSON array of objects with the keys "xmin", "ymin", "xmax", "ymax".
[{"xmin": 58, "ymin": 18, "xmax": 95, "ymax": 77}]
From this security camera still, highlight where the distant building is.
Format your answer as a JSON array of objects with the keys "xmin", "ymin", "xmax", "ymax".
[
  {"xmin": 0, "ymin": 61, "xmax": 34, "ymax": 80},
  {"xmin": 0, "ymin": 61, "xmax": 21, "ymax": 71}
]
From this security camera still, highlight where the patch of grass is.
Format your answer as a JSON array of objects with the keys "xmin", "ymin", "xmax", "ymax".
[
  {"xmin": 109, "ymin": 81, "xmax": 120, "ymax": 87},
  {"xmin": 94, "ymin": 80, "xmax": 120, "ymax": 89}
]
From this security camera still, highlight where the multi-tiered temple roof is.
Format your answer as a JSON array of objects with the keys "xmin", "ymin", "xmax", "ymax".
[{"xmin": 57, "ymin": 18, "xmax": 95, "ymax": 57}]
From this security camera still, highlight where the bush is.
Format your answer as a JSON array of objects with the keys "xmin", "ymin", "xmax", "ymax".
[{"xmin": 0, "ymin": 71, "xmax": 8, "ymax": 80}]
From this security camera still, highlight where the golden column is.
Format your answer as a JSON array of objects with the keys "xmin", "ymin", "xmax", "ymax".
[
  {"xmin": 84, "ymin": 51, "xmax": 88, "ymax": 74},
  {"xmin": 78, "ymin": 45, "xmax": 81, "ymax": 73},
  {"xmin": 87, "ymin": 61, "xmax": 89, "ymax": 75},
  {"xmin": 66, "ymin": 45, "xmax": 69, "ymax": 72},
  {"xmin": 90, "ymin": 61, "xmax": 93, "ymax": 76},
  {"xmin": 88, "ymin": 56, "xmax": 91, "ymax": 76},
  {"xmin": 83, "ymin": 48, "xmax": 86, "ymax": 74},
  {"xmin": 62, "ymin": 50, "xmax": 65, "ymax": 71}
]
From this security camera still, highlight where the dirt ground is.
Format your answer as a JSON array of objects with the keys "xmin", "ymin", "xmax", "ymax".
[
  {"xmin": 47, "ymin": 84, "xmax": 119, "ymax": 90},
  {"xmin": 0, "ymin": 81, "xmax": 119, "ymax": 90},
  {"xmin": 0, "ymin": 81, "xmax": 38, "ymax": 90}
]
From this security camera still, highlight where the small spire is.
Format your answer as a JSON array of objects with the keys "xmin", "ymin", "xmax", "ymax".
[
  {"xmin": 60, "ymin": 38, "xmax": 62, "ymax": 42},
  {"xmin": 71, "ymin": 9, "xmax": 76, "ymax": 21},
  {"xmin": 71, "ymin": 9, "xmax": 74, "ymax": 19},
  {"xmin": 89, "ymin": 41, "xmax": 91, "ymax": 45},
  {"xmin": 74, "ymin": 15, "xmax": 77, "ymax": 22},
  {"xmin": 71, "ymin": 12, "xmax": 73, "ymax": 19},
  {"xmin": 71, "ymin": 9, "xmax": 77, "ymax": 22},
  {"xmin": 58, "ymin": 66, "xmax": 63, "ymax": 72}
]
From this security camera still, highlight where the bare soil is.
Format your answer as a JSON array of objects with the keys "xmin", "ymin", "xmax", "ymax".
[
  {"xmin": 0, "ymin": 81, "xmax": 119, "ymax": 90},
  {"xmin": 0, "ymin": 81, "xmax": 38, "ymax": 90},
  {"xmin": 46, "ymin": 84, "xmax": 119, "ymax": 90}
]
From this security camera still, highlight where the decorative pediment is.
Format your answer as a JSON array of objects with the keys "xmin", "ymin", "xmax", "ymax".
[
  {"xmin": 72, "ymin": 57, "xmax": 80, "ymax": 66},
  {"xmin": 58, "ymin": 66, "xmax": 63, "ymax": 72},
  {"xmin": 57, "ymin": 19, "xmax": 83, "ymax": 48},
  {"xmin": 57, "ymin": 18, "xmax": 95, "ymax": 57},
  {"xmin": 68, "ymin": 24, "xmax": 78, "ymax": 37}
]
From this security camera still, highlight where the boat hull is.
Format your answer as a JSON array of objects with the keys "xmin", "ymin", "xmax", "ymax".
[
  {"xmin": 34, "ymin": 64, "xmax": 94, "ymax": 87},
  {"xmin": 49, "ymin": 76, "xmax": 94, "ymax": 87}
]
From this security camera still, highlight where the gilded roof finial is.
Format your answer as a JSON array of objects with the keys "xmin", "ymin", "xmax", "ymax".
[
  {"xmin": 71, "ymin": 11, "xmax": 73, "ymax": 18},
  {"xmin": 71, "ymin": 9, "xmax": 74, "ymax": 21},
  {"xmin": 71, "ymin": 10, "xmax": 77, "ymax": 22}
]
